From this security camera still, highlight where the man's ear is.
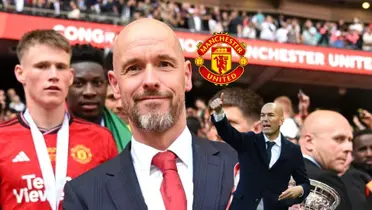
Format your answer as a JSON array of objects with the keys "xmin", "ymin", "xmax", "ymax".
[
  {"xmin": 184, "ymin": 60, "xmax": 192, "ymax": 92},
  {"xmin": 302, "ymin": 133, "xmax": 315, "ymax": 152},
  {"xmin": 108, "ymin": 70, "xmax": 121, "ymax": 99},
  {"xmin": 14, "ymin": 65, "xmax": 26, "ymax": 85},
  {"xmin": 68, "ymin": 68, "xmax": 75, "ymax": 86},
  {"xmin": 279, "ymin": 116, "xmax": 285, "ymax": 126}
]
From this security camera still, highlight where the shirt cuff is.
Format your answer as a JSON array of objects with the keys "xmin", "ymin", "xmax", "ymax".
[{"xmin": 213, "ymin": 111, "xmax": 225, "ymax": 122}]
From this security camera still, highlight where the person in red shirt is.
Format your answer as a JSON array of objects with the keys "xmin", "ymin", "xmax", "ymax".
[{"xmin": 0, "ymin": 29, "xmax": 118, "ymax": 210}]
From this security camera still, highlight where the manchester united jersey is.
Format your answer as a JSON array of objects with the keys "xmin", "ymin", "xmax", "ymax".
[{"xmin": 0, "ymin": 113, "xmax": 118, "ymax": 210}]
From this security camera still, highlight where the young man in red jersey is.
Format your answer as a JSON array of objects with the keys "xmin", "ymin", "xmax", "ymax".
[{"xmin": 0, "ymin": 29, "xmax": 118, "ymax": 210}]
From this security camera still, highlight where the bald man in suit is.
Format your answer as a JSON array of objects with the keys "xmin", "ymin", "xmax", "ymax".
[
  {"xmin": 299, "ymin": 110, "xmax": 353, "ymax": 210},
  {"xmin": 62, "ymin": 18, "xmax": 238, "ymax": 210}
]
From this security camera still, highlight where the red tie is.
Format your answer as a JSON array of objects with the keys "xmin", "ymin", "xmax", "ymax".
[{"xmin": 152, "ymin": 151, "xmax": 187, "ymax": 210}]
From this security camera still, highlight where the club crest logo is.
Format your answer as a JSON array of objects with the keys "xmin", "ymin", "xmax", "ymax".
[
  {"xmin": 194, "ymin": 32, "xmax": 248, "ymax": 86},
  {"xmin": 71, "ymin": 145, "xmax": 92, "ymax": 164}
]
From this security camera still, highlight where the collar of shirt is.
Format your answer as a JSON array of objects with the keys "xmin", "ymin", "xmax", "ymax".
[
  {"xmin": 303, "ymin": 154, "xmax": 321, "ymax": 168},
  {"xmin": 130, "ymin": 126, "xmax": 193, "ymax": 176},
  {"xmin": 100, "ymin": 118, "xmax": 105, "ymax": 127},
  {"xmin": 263, "ymin": 133, "xmax": 282, "ymax": 148},
  {"xmin": 21, "ymin": 109, "xmax": 71, "ymax": 134}
]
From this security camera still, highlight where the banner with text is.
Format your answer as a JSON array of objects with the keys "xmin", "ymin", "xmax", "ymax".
[{"xmin": 0, "ymin": 12, "xmax": 371, "ymax": 75}]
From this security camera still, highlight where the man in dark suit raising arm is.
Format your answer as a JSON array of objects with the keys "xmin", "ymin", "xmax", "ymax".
[{"xmin": 210, "ymin": 94, "xmax": 310, "ymax": 210}]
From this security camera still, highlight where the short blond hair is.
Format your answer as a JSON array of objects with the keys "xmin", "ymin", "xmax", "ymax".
[{"xmin": 17, "ymin": 29, "xmax": 71, "ymax": 61}]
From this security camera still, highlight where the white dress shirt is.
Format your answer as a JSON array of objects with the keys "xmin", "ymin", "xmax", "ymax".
[
  {"xmin": 131, "ymin": 127, "xmax": 194, "ymax": 210},
  {"xmin": 256, "ymin": 134, "xmax": 282, "ymax": 210},
  {"xmin": 303, "ymin": 154, "xmax": 321, "ymax": 168},
  {"xmin": 263, "ymin": 134, "xmax": 282, "ymax": 168}
]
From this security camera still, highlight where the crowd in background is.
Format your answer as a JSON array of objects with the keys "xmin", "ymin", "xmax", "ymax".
[
  {"xmin": 0, "ymin": 88, "xmax": 25, "ymax": 121},
  {"xmin": 1, "ymin": 0, "xmax": 372, "ymax": 51}
]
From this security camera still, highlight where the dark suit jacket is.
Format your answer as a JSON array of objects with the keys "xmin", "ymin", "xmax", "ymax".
[
  {"xmin": 212, "ymin": 115, "xmax": 310, "ymax": 210},
  {"xmin": 303, "ymin": 158, "xmax": 352, "ymax": 210},
  {"xmin": 62, "ymin": 135, "xmax": 238, "ymax": 210},
  {"xmin": 341, "ymin": 164, "xmax": 372, "ymax": 210}
]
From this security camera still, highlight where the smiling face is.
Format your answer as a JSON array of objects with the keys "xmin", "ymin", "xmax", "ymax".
[{"xmin": 109, "ymin": 18, "xmax": 192, "ymax": 132}]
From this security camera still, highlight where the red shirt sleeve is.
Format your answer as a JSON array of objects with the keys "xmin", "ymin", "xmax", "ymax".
[{"xmin": 103, "ymin": 131, "xmax": 119, "ymax": 161}]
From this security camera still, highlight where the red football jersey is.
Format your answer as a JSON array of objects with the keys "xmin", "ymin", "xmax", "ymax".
[{"xmin": 0, "ymin": 113, "xmax": 118, "ymax": 210}]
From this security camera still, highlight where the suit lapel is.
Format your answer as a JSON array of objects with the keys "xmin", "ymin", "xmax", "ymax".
[
  {"xmin": 270, "ymin": 134, "xmax": 290, "ymax": 171},
  {"xmin": 192, "ymin": 135, "xmax": 225, "ymax": 210},
  {"xmin": 105, "ymin": 143, "xmax": 148, "ymax": 210},
  {"xmin": 256, "ymin": 133, "xmax": 269, "ymax": 166}
]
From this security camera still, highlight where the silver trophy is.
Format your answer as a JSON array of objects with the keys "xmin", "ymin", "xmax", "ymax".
[{"xmin": 289, "ymin": 179, "xmax": 341, "ymax": 210}]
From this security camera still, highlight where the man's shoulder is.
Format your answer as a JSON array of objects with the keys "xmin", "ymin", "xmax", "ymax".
[
  {"xmin": 71, "ymin": 117, "xmax": 113, "ymax": 137},
  {"xmin": 0, "ymin": 117, "xmax": 24, "ymax": 138},
  {"xmin": 283, "ymin": 138, "xmax": 301, "ymax": 151},
  {"xmin": 194, "ymin": 136, "xmax": 237, "ymax": 161},
  {"xmin": 0, "ymin": 117, "xmax": 21, "ymax": 130},
  {"xmin": 342, "ymin": 165, "xmax": 372, "ymax": 182},
  {"xmin": 312, "ymin": 168, "xmax": 345, "ymax": 188},
  {"xmin": 67, "ymin": 152, "xmax": 122, "ymax": 186}
]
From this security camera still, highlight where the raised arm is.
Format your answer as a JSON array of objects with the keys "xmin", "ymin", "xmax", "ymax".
[{"xmin": 210, "ymin": 93, "xmax": 254, "ymax": 152}]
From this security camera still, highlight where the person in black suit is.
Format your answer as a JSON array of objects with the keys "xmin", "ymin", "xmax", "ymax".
[
  {"xmin": 210, "ymin": 95, "xmax": 310, "ymax": 210},
  {"xmin": 341, "ymin": 129, "xmax": 372, "ymax": 210},
  {"xmin": 342, "ymin": 165, "xmax": 372, "ymax": 210},
  {"xmin": 62, "ymin": 18, "xmax": 238, "ymax": 210},
  {"xmin": 298, "ymin": 110, "xmax": 353, "ymax": 210},
  {"xmin": 350, "ymin": 129, "xmax": 372, "ymax": 177}
]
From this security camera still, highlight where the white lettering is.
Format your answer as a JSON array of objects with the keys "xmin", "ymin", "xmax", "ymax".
[
  {"xmin": 179, "ymin": 38, "xmax": 202, "ymax": 54},
  {"xmin": 328, "ymin": 54, "xmax": 372, "ymax": 71},
  {"xmin": 365, "ymin": 57, "xmax": 372, "ymax": 70},
  {"xmin": 13, "ymin": 188, "xmax": 25, "ymax": 203},
  {"xmin": 33, "ymin": 177, "xmax": 43, "ymax": 189},
  {"xmin": 38, "ymin": 190, "xmax": 47, "ymax": 202},
  {"xmin": 174, "ymin": 37, "xmax": 371, "ymax": 72},
  {"xmin": 315, "ymin": 52, "xmax": 325, "ymax": 65},
  {"xmin": 28, "ymin": 190, "xmax": 39, "ymax": 203},
  {"xmin": 53, "ymin": 24, "xmax": 116, "ymax": 45},
  {"xmin": 355, "ymin": 56, "xmax": 364, "ymax": 69},
  {"xmin": 22, "ymin": 174, "xmax": 36, "ymax": 189},
  {"xmin": 245, "ymin": 46, "xmax": 327, "ymax": 66},
  {"xmin": 24, "ymin": 189, "xmax": 30, "ymax": 202},
  {"xmin": 13, "ymin": 174, "xmax": 72, "ymax": 204},
  {"xmin": 297, "ymin": 50, "xmax": 306, "ymax": 63}
]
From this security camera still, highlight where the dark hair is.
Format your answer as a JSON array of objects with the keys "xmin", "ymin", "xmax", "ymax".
[
  {"xmin": 353, "ymin": 129, "xmax": 372, "ymax": 147},
  {"xmin": 17, "ymin": 29, "xmax": 71, "ymax": 61},
  {"xmin": 187, "ymin": 116, "xmax": 201, "ymax": 135},
  {"xmin": 104, "ymin": 51, "xmax": 113, "ymax": 70},
  {"xmin": 71, "ymin": 44, "xmax": 105, "ymax": 67},
  {"xmin": 209, "ymin": 87, "xmax": 264, "ymax": 122}
]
